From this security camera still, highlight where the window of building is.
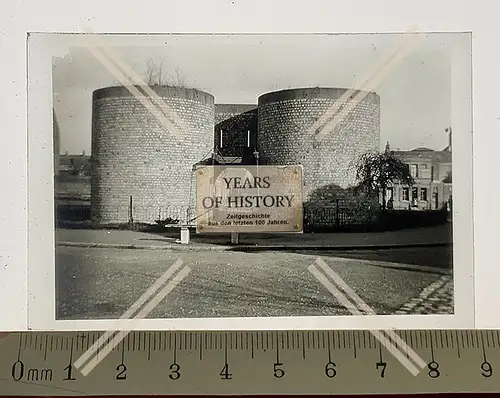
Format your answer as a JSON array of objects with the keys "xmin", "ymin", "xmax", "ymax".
[
  {"xmin": 420, "ymin": 187, "xmax": 428, "ymax": 201},
  {"xmin": 412, "ymin": 187, "xmax": 418, "ymax": 202},
  {"xmin": 385, "ymin": 187, "xmax": 394, "ymax": 209},
  {"xmin": 410, "ymin": 164, "xmax": 418, "ymax": 178},
  {"xmin": 401, "ymin": 187, "xmax": 409, "ymax": 201},
  {"xmin": 421, "ymin": 164, "xmax": 427, "ymax": 169}
]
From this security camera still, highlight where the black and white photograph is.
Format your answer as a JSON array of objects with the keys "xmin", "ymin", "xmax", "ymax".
[{"xmin": 26, "ymin": 31, "xmax": 474, "ymax": 329}]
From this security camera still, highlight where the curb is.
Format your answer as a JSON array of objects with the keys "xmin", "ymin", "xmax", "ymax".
[
  {"xmin": 56, "ymin": 241, "xmax": 452, "ymax": 252},
  {"xmin": 57, "ymin": 241, "xmax": 229, "ymax": 251},
  {"xmin": 228, "ymin": 242, "xmax": 451, "ymax": 252}
]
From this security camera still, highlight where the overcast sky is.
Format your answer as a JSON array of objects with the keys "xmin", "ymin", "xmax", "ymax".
[{"xmin": 52, "ymin": 33, "xmax": 467, "ymax": 154}]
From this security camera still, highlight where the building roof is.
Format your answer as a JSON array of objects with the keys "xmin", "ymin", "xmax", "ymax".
[
  {"xmin": 411, "ymin": 147, "xmax": 434, "ymax": 152},
  {"xmin": 392, "ymin": 147, "xmax": 451, "ymax": 163}
]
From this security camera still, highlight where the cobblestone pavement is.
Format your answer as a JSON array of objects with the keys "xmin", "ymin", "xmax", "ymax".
[{"xmin": 394, "ymin": 275, "xmax": 453, "ymax": 315}]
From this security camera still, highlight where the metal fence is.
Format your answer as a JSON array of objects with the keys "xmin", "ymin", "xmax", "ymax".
[
  {"xmin": 56, "ymin": 197, "xmax": 374, "ymax": 230},
  {"xmin": 56, "ymin": 197, "xmax": 447, "ymax": 232},
  {"xmin": 122, "ymin": 205, "xmax": 195, "ymax": 226},
  {"xmin": 57, "ymin": 204, "xmax": 193, "ymax": 226},
  {"xmin": 304, "ymin": 200, "xmax": 374, "ymax": 229}
]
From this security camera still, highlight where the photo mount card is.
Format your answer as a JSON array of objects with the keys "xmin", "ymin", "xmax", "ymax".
[{"xmin": 26, "ymin": 31, "xmax": 474, "ymax": 331}]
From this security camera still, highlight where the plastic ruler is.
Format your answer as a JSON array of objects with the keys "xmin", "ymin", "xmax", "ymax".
[{"xmin": 0, "ymin": 330, "xmax": 499, "ymax": 395}]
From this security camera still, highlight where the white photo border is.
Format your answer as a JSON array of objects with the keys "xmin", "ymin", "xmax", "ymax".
[{"xmin": 26, "ymin": 30, "xmax": 474, "ymax": 331}]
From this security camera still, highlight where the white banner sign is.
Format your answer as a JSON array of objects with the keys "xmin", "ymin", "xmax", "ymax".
[{"xmin": 195, "ymin": 165, "xmax": 303, "ymax": 233}]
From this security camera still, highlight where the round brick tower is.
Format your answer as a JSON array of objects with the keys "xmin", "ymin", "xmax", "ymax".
[
  {"xmin": 257, "ymin": 87, "xmax": 380, "ymax": 198},
  {"xmin": 91, "ymin": 85, "xmax": 215, "ymax": 225}
]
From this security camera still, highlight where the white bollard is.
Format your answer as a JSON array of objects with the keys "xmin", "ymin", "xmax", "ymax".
[{"xmin": 180, "ymin": 227, "xmax": 190, "ymax": 245}]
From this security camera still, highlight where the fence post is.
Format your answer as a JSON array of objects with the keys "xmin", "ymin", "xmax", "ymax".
[
  {"xmin": 335, "ymin": 198, "xmax": 340, "ymax": 226},
  {"xmin": 128, "ymin": 195, "xmax": 134, "ymax": 228},
  {"xmin": 180, "ymin": 227, "xmax": 190, "ymax": 245}
]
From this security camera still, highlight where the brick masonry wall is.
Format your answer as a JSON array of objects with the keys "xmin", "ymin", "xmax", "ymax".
[
  {"xmin": 91, "ymin": 85, "xmax": 215, "ymax": 224},
  {"xmin": 257, "ymin": 88, "xmax": 380, "ymax": 200},
  {"xmin": 214, "ymin": 104, "xmax": 258, "ymax": 157}
]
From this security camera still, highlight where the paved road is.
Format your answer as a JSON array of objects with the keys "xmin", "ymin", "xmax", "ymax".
[
  {"xmin": 55, "ymin": 247, "xmax": 453, "ymax": 320},
  {"xmin": 301, "ymin": 246, "xmax": 453, "ymax": 269}
]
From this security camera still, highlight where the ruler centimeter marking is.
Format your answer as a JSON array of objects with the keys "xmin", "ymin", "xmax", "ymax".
[
  {"xmin": 2, "ymin": 330, "xmax": 500, "ymax": 395},
  {"xmin": 15, "ymin": 330, "xmax": 500, "ymax": 353}
]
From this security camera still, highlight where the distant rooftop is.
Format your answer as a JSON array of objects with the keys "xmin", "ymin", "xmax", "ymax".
[
  {"xmin": 411, "ymin": 147, "xmax": 434, "ymax": 152},
  {"xmin": 392, "ymin": 146, "xmax": 451, "ymax": 163}
]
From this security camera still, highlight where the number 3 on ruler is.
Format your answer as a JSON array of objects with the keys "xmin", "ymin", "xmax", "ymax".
[{"xmin": 169, "ymin": 363, "xmax": 181, "ymax": 380}]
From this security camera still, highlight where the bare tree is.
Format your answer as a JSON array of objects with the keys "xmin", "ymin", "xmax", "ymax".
[
  {"xmin": 144, "ymin": 58, "xmax": 166, "ymax": 85},
  {"xmin": 142, "ymin": 58, "xmax": 190, "ymax": 87},
  {"xmin": 144, "ymin": 58, "xmax": 156, "ymax": 85},
  {"xmin": 170, "ymin": 66, "xmax": 188, "ymax": 87}
]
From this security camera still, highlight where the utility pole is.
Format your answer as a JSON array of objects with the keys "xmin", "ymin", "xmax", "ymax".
[{"xmin": 445, "ymin": 126, "xmax": 452, "ymax": 152}]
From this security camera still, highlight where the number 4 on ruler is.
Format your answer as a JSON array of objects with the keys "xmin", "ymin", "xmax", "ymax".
[{"xmin": 220, "ymin": 363, "xmax": 232, "ymax": 380}]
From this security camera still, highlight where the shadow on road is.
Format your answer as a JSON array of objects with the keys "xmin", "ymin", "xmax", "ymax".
[
  {"xmin": 221, "ymin": 243, "xmax": 452, "ymax": 272},
  {"xmin": 285, "ymin": 246, "xmax": 453, "ymax": 270},
  {"xmin": 150, "ymin": 223, "xmax": 453, "ymax": 247}
]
